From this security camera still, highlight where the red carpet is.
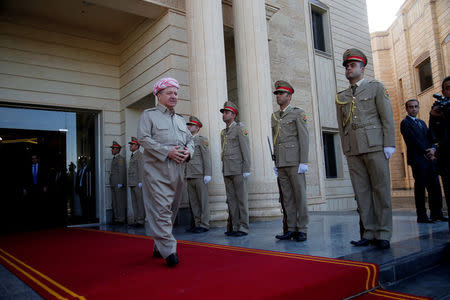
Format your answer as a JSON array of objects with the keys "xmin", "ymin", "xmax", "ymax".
[{"xmin": 0, "ymin": 228, "xmax": 427, "ymax": 299}]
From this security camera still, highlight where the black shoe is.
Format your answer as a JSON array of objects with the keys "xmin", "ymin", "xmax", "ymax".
[
  {"xmin": 186, "ymin": 227, "xmax": 196, "ymax": 233},
  {"xmin": 295, "ymin": 232, "xmax": 307, "ymax": 242},
  {"xmin": 225, "ymin": 231, "xmax": 236, "ymax": 236},
  {"xmin": 376, "ymin": 239, "xmax": 390, "ymax": 250},
  {"xmin": 232, "ymin": 231, "xmax": 248, "ymax": 237},
  {"xmin": 431, "ymin": 216, "xmax": 449, "ymax": 222},
  {"xmin": 193, "ymin": 227, "xmax": 209, "ymax": 233},
  {"xmin": 275, "ymin": 231, "xmax": 297, "ymax": 240},
  {"xmin": 166, "ymin": 253, "xmax": 179, "ymax": 267},
  {"xmin": 350, "ymin": 238, "xmax": 371, "ymax": 247},
  {"xmin": 153, "ymin": 250, "xmax": 162, "ymax": 258},
  {"xmin": 417, "ymin": 217, "xmax": 434, "ymax": 223}
]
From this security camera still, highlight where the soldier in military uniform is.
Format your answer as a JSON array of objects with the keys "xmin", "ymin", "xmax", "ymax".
[
  {"xmin": 271, "ymin": 81, "xmax": 309, "ymax": 242},
  {"xmin": 220, "ymin": 101, "xmax": 251, "ymax": 237},
  {"xmin": 185, "ymin": 116, "xmax": 212, "ymax": 233},
  {"xmin": 335, "ymin": 49, "xmax": 395, "ymax": 249},
  {"xmin": 138, "ymin": 77, "xmax": 194, "ymax": 267},
  {"xmin": 109, "ymin": 141, "xmax": 127, "ymax": 224},
  {"xmin": 127, "ymin": 137, "xmax": 145, "ymax": 226}
]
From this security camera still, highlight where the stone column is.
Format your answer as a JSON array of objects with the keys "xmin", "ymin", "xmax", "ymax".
[
  {"xmin": 232, "ymin": 0, "xmax": 279, "ymax": 218},
  {"xmin": 186, "ymin": 0, "xmax": 229, "ymax": 225}
]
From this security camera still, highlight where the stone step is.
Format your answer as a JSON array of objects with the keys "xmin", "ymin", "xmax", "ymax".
[
  {"xmin": 338, "ymin": 229, "xmax": 450, "ymax": 286},
  {"xmin": 379, "ymin": 236, "xmax": 449, "ymax": 285}
]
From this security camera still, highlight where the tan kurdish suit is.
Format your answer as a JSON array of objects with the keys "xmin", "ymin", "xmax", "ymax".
[
  {"xmin": 271, "ymin": 106, "xmax": 309, "ymax": 232},
  {"xmin": 128, "ymin": 150, "xmax": 145, "ymax": 225},
  {"xmin": 138, "ymin": 104, "xmax": 194, "ymax": 259},
  {"xmin": 335, "ymin": 79, "xmax": 395, "ymax": 240},
  {"xmin": 186, "ymin": 135, "xmax": 212, "ymax": 229},
  {"xmin": 109, "ymin": 154, "xmax": 127, "ymax": 223},
  {"xmin": 221, "ymin": 122, "xmax": 251, "ymax": 233}
]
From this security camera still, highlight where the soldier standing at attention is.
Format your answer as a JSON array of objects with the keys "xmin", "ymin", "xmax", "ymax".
[
  {"xmin": 127, "ymin": 137, "xmax": 145, "ymax": 227},
  {"xmin": 185, "ymin": 116, "xmax": 212, "ymax": 233},
  {"xmin": 335, "ymin": 49, "xmax": 395, "ymax": 250},
  {"xmin": 138, "ymin": 77, "xmax": 194, "ymax": 267},
  {"xmin": 220, "ymin": 101, "xmax": 251, "ymax": 237},
  {"xmin": 271, "ymin": 81, "xmax": 309, "ymax": 242},
  {"xmin": 109, "ymin": 141, "xmax": 127, "ymax": 224}
]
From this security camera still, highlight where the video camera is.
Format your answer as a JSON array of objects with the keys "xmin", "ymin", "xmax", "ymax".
[{"xmin": 432, "ymin": 94, "xmax": 450, "ymax": 114}]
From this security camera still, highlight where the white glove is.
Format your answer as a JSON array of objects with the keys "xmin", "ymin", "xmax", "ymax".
[
  {"xmin": 243, "ymin": 172, "xmax": 251, "ymax": 178},
  {"xmin": 204, "ymin": 176, "xmax": 211, "ymax": 184},
  {"xmin": 118, "ymin": 184, "xmax": 123, "ymax": 188},
  {"xmin": 297, "ymin": 164, "xmax": 308, "ymax": 174},
  {"xmin": 383, "ymin": 147, "xmax": 395, "ymax": 159},
  {"xmin": 273, "ymin": 166, "xmax": 278, "ymax": 177},
  {"xmin": 138, "ymin": 182, "xmax": 142, "ymax": 188}
]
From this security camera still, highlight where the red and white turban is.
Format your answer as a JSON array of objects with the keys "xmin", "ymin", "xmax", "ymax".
[{"xmin": 153, "ymin": 77, "xmax": 180, "ymax": 95}]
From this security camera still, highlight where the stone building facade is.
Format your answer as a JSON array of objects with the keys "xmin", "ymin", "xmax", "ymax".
[
  {"xmin": 0, "ymin": 0, "xmax": 375, "ymax": 226},
  {"xmin": 371, "ymin": 0, "xmax": 449, "ymax": 190}
]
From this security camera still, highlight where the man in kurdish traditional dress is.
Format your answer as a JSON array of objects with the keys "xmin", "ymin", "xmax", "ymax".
[{"xmin": 138, "ymin": 77, "xmax": 194, "ymax": 267}]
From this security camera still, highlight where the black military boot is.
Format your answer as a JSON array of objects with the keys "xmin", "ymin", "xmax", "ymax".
[
  {"xmin": 275, "ymin": 231, "xmax": 297, "ymax": 240},
  {"xmin": 166, "ymin": 253, "xmax": 179, "ymax": 267}
]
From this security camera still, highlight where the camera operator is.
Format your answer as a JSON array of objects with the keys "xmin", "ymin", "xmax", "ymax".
[{"xmin": 428, "ymin": 76, "xmax": 450, "ymax": 230}]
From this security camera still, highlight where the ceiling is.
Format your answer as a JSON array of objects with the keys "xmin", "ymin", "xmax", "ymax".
[{"xmin": 0, "ymin": 0, "xmax": 166, "ymax": 43}]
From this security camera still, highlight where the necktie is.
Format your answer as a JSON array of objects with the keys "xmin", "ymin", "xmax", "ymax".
[
  {"xmin": 33, "ymin": 165, "xmax": 37, "ymax": 185},
  {"xmin": 415, "ymin": 119, "xmax": 422, "ymax": 128},
  {"xmin": 280, "ymin": 111, "xmax": 284, "ymax": 118},
  {"xmin": 80, "ymin": 167, "xmax": 86, "ymax": 187},
  {"xmin": 351, "ymin": 85, "xmax": 357, "ymax": 95}
]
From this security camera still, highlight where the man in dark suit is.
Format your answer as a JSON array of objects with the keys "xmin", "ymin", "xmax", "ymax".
[
  {"xmin": 23, "ymin": 154, "xmax": 48, "ymax": 228},
  {"xmin": 400, "ymin": 99, "xmax": 447, "ymax": 223}
]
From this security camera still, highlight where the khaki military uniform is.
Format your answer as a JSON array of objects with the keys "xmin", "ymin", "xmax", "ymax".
[
  {"xmin": 221, "ymin": 122, "xmax": 251, "ymax": 233},
  {"xmin": 335, "ymin": 79, "xmax": 395, "ymax": 240},
  {"xmin": 109, "ymin": 154, "xmax": 127, "ymax": 223},
  {"xmin": 128, "ymin": 150, "xmax": 145, "ymax": 225},
  {"xmin": 137, "ymin": 104, "xmax": 194, "ymax": 259},
  {"xmin": 186, "ymin": 135, "xmax": 211, "ymax": 229},
  {"xmin": 271, "ymin": 106, "xmax": 309, "ymax": 232}
]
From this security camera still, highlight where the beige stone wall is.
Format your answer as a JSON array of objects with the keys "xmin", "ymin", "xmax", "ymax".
[
  {"xmin": 119, "ymin": 10, "xmax": 190, "ymax": 114},
  {"xmin": 268, "ymin": 0, "xmax": 324, "ymax": 210},
  {"xmin": 371, "ymin": 0, "xmax": 449, "ymax": 190},
  {"xmin": 371, "ymin": 32, "xmax": 409, "ymax": 189}
]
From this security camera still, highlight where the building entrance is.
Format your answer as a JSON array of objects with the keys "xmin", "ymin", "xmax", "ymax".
[
  {"xmin": 0, "ymin": 128, "xmax": 67, "ymax": 232},
  {"xmin": 0, "ymin": 106, "xmax": 100, "ymax": 233}
]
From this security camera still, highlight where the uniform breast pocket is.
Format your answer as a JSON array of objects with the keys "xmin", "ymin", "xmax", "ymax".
[
  {"xmin": 282, "ymin": 120, "xmax": 297, "ymax": 136},
  {"xmin": 176, "ymin": 122, "xmax": 189, "ymax": 134},
  {"xmin": 153, "ymin": 123, "xmax": 170, "ymax": 141},
  {"xmin": 358, "ymin": 97, "xmax": 375, "ymax": 111},
  {"xmin": 194, "ymin": 145, "xmax": 202, "ymax": 159},
  {"xmin": 226, "ymin": 136, "xmax": 239, "ymax": 153}
]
